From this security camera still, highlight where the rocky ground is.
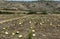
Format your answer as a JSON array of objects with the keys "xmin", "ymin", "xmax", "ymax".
[
  {"xmin": 0, "ymin": 0, "xmax": 60, "ymax": 39},
  {"xmin": 0, "ymin": 14, "xmax": 60, "ymax": 39}
]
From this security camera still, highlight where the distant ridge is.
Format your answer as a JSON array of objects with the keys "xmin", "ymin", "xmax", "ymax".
[{"xmin": 0, "ymin": 1, "xmax": 60, "ymax": 14}]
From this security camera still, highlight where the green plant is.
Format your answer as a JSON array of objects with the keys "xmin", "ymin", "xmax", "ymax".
[
  {"xmin": 27, "ymin": 10, "xmax": 36, "ymax": 14},
  {"xmin": 2, "ymin": 8, "xmax": 16, "ymax": 11},
  {"xmin": 41, "ymin": 11, "xmax": 48, "ymax": 14},
  {"xmin": 53, "ymin": 11, "xmax": 60, "ymax": 14},
  {"xmin": 0, "ymin": 11, "xmax": 14, "ymax": 14},
  {"xmin": 27, "ymin": 31, "xmax": 33, "ymax": 39}
]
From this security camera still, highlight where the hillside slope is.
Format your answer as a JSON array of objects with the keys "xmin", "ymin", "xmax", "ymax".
[{"xmin": 0, "ymin": 1, "xmax": 60, "ymax": 13}]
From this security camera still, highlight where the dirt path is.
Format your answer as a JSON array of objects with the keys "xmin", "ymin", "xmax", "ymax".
[
  {"xmin": 0, "ymin": 17, "xmax": 20, "ymax": 23},
  {"xmin": 0, "ymin": 15, "xmax": 31, "ymax": 24}
]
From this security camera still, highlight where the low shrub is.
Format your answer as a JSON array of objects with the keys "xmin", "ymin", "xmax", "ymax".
[
  {"xmin": 0, "ymin": 11, "xmax": 14, "ymax": 14},
  {"xmin": 27, "ymin": 10, "xmax": 36, "ymax": 14},
  {"xmin": 41, "ymin": 11, "xmax": 48, "ymax": 14}
]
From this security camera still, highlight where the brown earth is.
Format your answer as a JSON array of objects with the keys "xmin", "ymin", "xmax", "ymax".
[{"xmin": 0, "ymin": 14, "xmax": 60, "ymax": 39}]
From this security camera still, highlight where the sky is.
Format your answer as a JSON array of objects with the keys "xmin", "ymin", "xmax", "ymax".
[
  {"xmin": 7, "ymin": 0, "xmax": 37, "ymax": 1},
  {"xmin": 6, "ymin": 0, "xmax": 60, "ymax": 1}
]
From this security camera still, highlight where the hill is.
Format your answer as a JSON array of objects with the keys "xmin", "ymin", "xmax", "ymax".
[{"xmin": 0, "ymin": 1, "xmax": 60, "ymax": 14}]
